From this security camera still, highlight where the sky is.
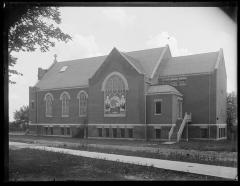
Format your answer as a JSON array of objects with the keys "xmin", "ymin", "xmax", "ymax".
[{"xmin": 9, "ymin": 7, "xmax": 237, "ymax": 121}]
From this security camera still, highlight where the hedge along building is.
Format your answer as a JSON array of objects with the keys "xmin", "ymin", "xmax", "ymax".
[{"xmin": 29, "ymin": 45, "xmax": 227, "ymax": 141}]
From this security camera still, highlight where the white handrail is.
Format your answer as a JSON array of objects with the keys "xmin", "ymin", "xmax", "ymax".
[
  {"xmin": 177, "ymin": 112, "xmax": 188, "ymax": 142},
  {"xmin": 168, "ymin": 124, "xmax": 175, "ymax": 141}
]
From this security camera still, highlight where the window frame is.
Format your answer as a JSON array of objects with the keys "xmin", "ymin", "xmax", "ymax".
[
  {"xmin": 77, "ymin": 91, "xmax": 88, "ymax": 117},
  {"xmin": 60, "ymin": 91, "xmax": 70, "ymax": 117},
  {"xmin": 105, "ymin": 128, "xmax": 110, "ymax": 137},
  {"xmin": 61, "ymin": 127, "xmax": 65, "ymax": 135},
  {"xmin": 120, "ymin": 128, "xmax": 125, "ymax": 138},
  {"xmin": 112, "ymin": 128, "xmax": 117, "ymax": 138},
  {"xmin": 66, "ymin": 127, "xmax": 71, "ymax": 136},
  {"xmin": 155, "ymin": 128, "xmax": 161, "ymax": 139},
  {"xmin": 44, "ymin": 93, "xmax": 54, "ymax": 118},
  {"xmin": 200, "ymin": 127, "xmax": 208, "ymax": 138},
  {"xmin": 102, "ymin": 72, "xmax": 129, "ymax": 118},
  {"xmin": 98, "ymin": 128, "xmax": 103, "ymax": 137},
  {"xmin": 128, "ymin": 128, "xmax": 133, "ymax": 138},
  {"xmin": 177, "ymin": 98, "xmax": 183, "ymax": 119},
  {"xmin": 154, "ymin": 99, "xmax": 162, "ymax": 115}
]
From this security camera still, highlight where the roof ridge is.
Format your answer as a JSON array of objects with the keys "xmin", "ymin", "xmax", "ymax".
[
  {"xmin": 57, "ymin": 47, "xmax": 166, "ymax": 64},
  {"xmin": 172, "ymin": 51, "xmax": 219, "ymax": 59},
  {"xmin": 125, "ymin": 46, "xmax": 165, "ymax": 54},
  {"xmin": 58, "ymin": 55, "xmax": 107, "ymax": 63}
]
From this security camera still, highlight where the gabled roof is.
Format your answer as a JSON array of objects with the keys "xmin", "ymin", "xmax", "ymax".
[
  {"xmin": 35, "ymin": 56, "xmax": 106, "ymax": 90},
  {"xmin": 158, "ymin": 51, "xmax": 219, "ymax": 77},
  {"xmin": 34, "ymin": 47, "xmax": 221, "ymax": 90},
  {"xmin": 35, "ymin": 47, "xmax": 166, "ymax": 90},
  {"xmin": 125, "ymin": 47, "xmax": 166, "ymax": 77},
  {"xmin": 147, "ymin": 85, "xmax": 182, "ymax": 96}
]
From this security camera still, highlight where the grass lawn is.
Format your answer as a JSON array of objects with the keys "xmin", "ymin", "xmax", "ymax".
[
  {"xmin": 9, "ymin": 135, "xmax": 237, "ymax": 167},
  {"xmin": 9, "ymin": 148, "xmax": 226, "ymax": 181},
  {"xmin": 9, "ymin": 134, "xmax": 238, "ymax": 152}
]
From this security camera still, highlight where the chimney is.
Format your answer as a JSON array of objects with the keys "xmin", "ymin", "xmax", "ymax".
[{"xmin": 38, "ymin": 68, "xmax": 47, "ymax": 80}]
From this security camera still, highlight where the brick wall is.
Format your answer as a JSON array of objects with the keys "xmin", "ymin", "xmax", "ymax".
[
  {"xmin": 146, "ymin": 94, "xmax": 173, "ymax": 124},
  {"xmin": 170, "ymin": 73, "xmax": 216, "ymax": 124},
  {"xmin": 88, "ymin": 48, "xmax": 145, "ymax": 125},
  {"xmin": 34, "ymin": 87, "xmax": 88, "ymax": 124}
]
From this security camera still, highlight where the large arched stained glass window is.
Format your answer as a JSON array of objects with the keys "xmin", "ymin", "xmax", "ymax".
[
  {"xmin": 77, "ymin": 91, "xmax": 88, "ymax": 116},
  {"xmin": 60, "ymin": 91, "xmax": 70, "ymax": 117},
  {"xmin": 102, "ymin": 72, "xmax": 129, "ymax": 117},
  {"xmin": 44, "ymin": 93, "xmax": 54, "ymax": 117}
]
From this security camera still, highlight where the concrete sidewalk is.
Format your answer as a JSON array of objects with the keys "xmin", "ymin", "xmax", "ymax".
[{"xmin": 9, "ymin": 141, "xmax": 237, "ymax": 180}]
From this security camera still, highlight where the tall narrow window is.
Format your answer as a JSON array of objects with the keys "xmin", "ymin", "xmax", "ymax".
[
  {"xmin": 178, "ymin": 99, "xmax": 182, "ymax": 118},
  {"xmin": 155, "ymin": 99, "xmax": 162, "ymax": 115},
  {"xmin": 60, "ymin": 92, "xmax": 70, "ymax": 117},
  {"xmin": 44, "ymin": 93, "xmax": 54, "ymax": 117},
  {"xmin": 77, "ymin": 91, "xmax": 88, "ymax": 116},
  {"xmin": 102, "ymin": 72, "xmax": 129, "ymax": 117}
]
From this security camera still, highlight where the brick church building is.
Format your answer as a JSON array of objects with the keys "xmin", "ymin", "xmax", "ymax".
[{"xmin": 28, "ymin": 45, "xmax": 227, "ymax": 141}]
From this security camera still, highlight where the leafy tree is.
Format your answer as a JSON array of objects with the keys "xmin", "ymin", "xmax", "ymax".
[
  {"xmin": 13, "ymin": 105, "xmax": 29, "ymax": 124},
  {"xmin": 226, "ymin": 92, "xmax": 237, "ymax": 141},
  {"xmin": 6, "ymin": 4, "xmax": 72, "ymax": 84},
  {"xmin": 227, "ymin": 92, "xmax": 237, "ymax": 127}
]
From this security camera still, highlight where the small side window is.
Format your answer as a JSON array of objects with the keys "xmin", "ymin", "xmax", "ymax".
[
  {"xmin": 200, "ymin": 128, "xmax": 208, "ymax": 138},
  {"xmin": 120, "ymin": 128, "xmax": 125, "ymax": 138},
  {"xmin": 50, "ymin": 127, "xmax": 53, "ymax": 135},
  {"xmin": 155, "ymin": 128, "xmax": 161, "ymax": 139},
  {"xmin": 61, "ymin": 127, "xmax": 64, "ymax": 135},
  {"xmin": 113, "ymin": 128, "xmax": 117, "ymax": 138},
  {"xmin": 105, "ymin": 128, "xmax": 109, "ymax": 137},
  {"xmin": 128, "ymin": 128, "xmax": 133, "ymax": 138},
  {"xmin": 98, "ymin": 128, "xmax": 102, "ymax": 137},
  {"xmin": 66, "ymin": 127, "xmax": 71, "ymax": 135},
  {"xmin": 155, "ymin": 101, "xmax": 162, "ymax": 115}
]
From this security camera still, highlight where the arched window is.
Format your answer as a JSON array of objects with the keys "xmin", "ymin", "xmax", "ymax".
[
  {"xmin": 102, "ymin": 72, "xmax": 128, "ymax": 117},
  {"xmin": 77, "ymin": 91, "xmax": 88, "ymax": 116},
  {"xmin": 60, "ymin": 91, "xmax": 70, "ymax": 117},
  {"xmin": 44, "ymin": 93, "xmax": 54, "ymax": 117}
]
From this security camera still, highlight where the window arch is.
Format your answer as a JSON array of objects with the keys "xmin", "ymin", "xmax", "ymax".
[
  {"xmin": 77, "ymin": 90, "xmax": 88, "ymax": 116},
  {"xmin": 44, "ymin": 93, "xmax": 54, "ymax": 117},
  {"xmin": 102, "ymin": 72, "xmax": 128, "ymax": 117},
  {"xmin": 60, "ymin": 91, "xmax": 70, "ymax": 117}
]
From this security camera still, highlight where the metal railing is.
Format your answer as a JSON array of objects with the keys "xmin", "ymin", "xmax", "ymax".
[
  {"xmin": 177, "ymin": 112, "xmax": 191, "ymax": 142},
  {"xmin": 168, "ymin": 124, "xmax": 175, "ymax": 141}
]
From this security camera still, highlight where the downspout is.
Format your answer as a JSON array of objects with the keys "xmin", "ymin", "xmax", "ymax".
[
  {"xmin": 36, "ymin": 89, "xmax": 38, "ymax": 135},
  {"xmin": 208, "ymin": 73, "xmax": 211, "ymax": 139},
  {"xmin": 144, "ymin": 75, "xmax": 147, "ymax": 142}
]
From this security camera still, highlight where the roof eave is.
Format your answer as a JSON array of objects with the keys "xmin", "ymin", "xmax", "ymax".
[
  {"xmin": 119, "ymin": 51, "xmax": 145, "ymax": 75},
  {"xmin": 214, "ymin": 48, "xmax": 223, "ymax": 69},
  {"xmin": 150, "ymin": 44, "xmax": 169, "ymax": 79}
]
